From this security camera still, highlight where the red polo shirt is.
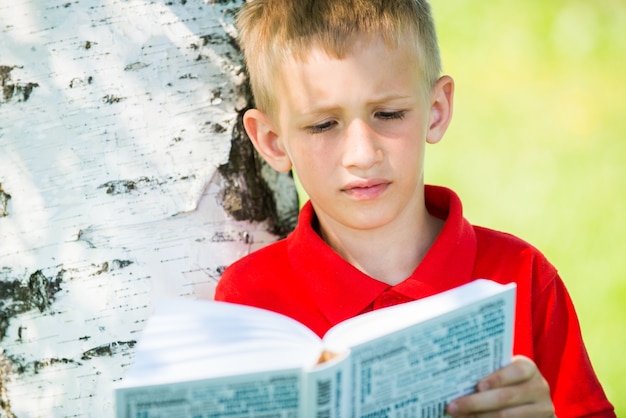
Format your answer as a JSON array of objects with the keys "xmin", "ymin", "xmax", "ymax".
[{"xmin": 215, "ymin": 185, "xmax": 615, "ymax": 417}]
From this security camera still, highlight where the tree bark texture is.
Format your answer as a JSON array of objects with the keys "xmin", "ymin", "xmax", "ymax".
[{"xmin": 0, "ymin": 1, "xmax": 297, "ymax": 416}]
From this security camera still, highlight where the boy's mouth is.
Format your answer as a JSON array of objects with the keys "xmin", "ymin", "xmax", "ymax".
[{"xmin": 341, "ymin": 179, "xmax": 390, "ymax": 200}]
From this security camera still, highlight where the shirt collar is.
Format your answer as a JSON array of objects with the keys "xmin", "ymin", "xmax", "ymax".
[
  {"xmin": 393, "ymin": 185, "xmax": 477, "ymax": 299},
  {"xmin": 287, "ymin": 185, "xmax": 477, "ymax": 326},
  {"xmin": 287, "ymin": 205, "xmax": 388, "ymax": 326}
]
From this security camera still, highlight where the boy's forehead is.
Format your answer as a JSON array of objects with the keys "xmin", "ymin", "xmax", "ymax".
[{"xmin": 273, "ymin": 39, "xmax": 426, "ymax": 112}]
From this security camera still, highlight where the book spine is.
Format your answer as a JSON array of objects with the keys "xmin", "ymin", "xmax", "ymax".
[{"xmin": 303, "ymin": 356, "xmax": 351, "ymax": 418}]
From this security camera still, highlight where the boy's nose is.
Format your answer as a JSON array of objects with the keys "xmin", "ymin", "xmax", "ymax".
[{"xmin": 341, "ymin": 120, "xmax": 383, "ymax": 170}]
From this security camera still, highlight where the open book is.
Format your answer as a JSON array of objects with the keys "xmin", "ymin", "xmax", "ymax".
[{"xmin": 115, "ymin": 279, "xmax": 516, "ymax": 418}]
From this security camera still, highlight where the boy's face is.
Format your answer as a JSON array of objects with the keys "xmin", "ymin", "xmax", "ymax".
[{"xmin": 247, "ymin": 38, "xmax": 453, "ymax": 234}]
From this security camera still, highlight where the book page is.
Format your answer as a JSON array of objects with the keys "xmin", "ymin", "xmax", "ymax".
[
  {"xmin": 116, "ymin": 370, "xmax": 303, "ymax": 418},
  {"xmin": 323, "ymin": 280, "xmax": 515, "ymax": 416},
  {"xmin": 118, "ymin": 299, "xmax": 323, "ymax": 386}
]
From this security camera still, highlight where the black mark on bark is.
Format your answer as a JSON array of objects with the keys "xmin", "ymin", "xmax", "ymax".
[
  {"xmin": 69, "ymin": 75, "xmax": 94, "ymax": 88},
  {"xmin": 76, "ymin": 225, "xmax": 96, "ymax": 248},
  {"xmin": 124, "ymin": 62, "xmax": 149, "ymax": 71},
  {"xmin": 28, "ymin": 270, "xmax": 63, "ymax": 312},
  {"xmin": 210, "ymin": 232, "xmax": 235, "ymax": 243},
  {"xmin": 0, "ymin": 65, "xmax": 39, "ymax": 103},
  {"xmin": 0, "ymin": 268, "xmax": 65, "ymax": 341},
  {"xmin": 209, "ymin": 231, "xmax": 253, "ymax": 244},
  {"xmin": 0, "ymin": 184, "xmax": 10, "ymax": 217},
  {"xmin": 81, "ymin": 340, "xmax": 136, "ymax": 360},
  {"xmin": 102, "ymin": 94, "xmax": 124, "ymax": 104},
  {"xmin": 217, "ymin": 112, "xmax": 284, "ymax": 234},
  {"xmin": 10, "ymin": 356, "xmax": 80, "ymax": 375},
  {"xmin": 33, "ymin": 357, "xmax": 78, "ymax": 373},
  {"xmin": 3, "ymin": 352, "xmax": 81, "ymax": 379},
  {"xmin": 209, "ymin": 88, "xmax": 222, "ymax": 105},
  {"xmin": 208, "ymin": 122, "xmax": 227, "ymax": 133},
  {"xmin": 0, "ymin": 353, "xmax": 15, "ymax": 417},
  {"xmin": 217, "ymin": 77, "xmax": 298, "ymax": 237},
  {"xmin": 92, "ymin": 259, "xmax": 133, "ymax": 276},
  {"xmin": 98, "ymin": 177, "xmax": 154, "ymax": 195}
]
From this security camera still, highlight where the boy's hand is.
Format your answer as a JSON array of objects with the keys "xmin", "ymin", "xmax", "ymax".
[{"xmin": 446, "ymin": 355, "xmax": 555, "ymax": 417}]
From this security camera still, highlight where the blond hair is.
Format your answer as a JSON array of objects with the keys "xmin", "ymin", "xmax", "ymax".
[{"xmin": 236, "ymin": 0, "xmax": 442, "ymax": 117}]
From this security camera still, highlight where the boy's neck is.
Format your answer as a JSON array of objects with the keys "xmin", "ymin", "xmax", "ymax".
[{"xmin": 314, "ymin": 205, "xmax": 444, "ymax": 286}]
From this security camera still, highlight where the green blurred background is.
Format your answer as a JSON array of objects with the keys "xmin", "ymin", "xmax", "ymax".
[
  {"xmin": 428, "ymin": 0, "xmax": 625, "ymax": 412},
  {"xmin": 292, "ymin": 0, "xmax": 625, "ymax": 411}
]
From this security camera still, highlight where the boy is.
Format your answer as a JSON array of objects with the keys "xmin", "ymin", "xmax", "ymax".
[{"xmin": 215, "ymin": 0, "xmax": 615, "ymax": 416}]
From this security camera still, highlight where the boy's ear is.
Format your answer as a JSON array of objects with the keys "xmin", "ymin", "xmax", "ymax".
[
  {"xmin": 243, "ymin": 109, "xmax": 293, "ymax": 172},
  {"xmin": 426, "ymin": 75, "xmax": 454, "ymax": 145}
]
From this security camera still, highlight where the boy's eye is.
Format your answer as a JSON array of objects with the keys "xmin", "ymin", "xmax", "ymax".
[
  {"xmin": 307, "ymin": 120, "xmax": 337, "ymax": 134},
  {"xmin": 376, "ymin": 111, "xmax": 405, "ymax": 120}
]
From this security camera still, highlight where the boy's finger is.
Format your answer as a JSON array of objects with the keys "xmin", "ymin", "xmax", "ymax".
[
  {"xmin": 447, "ymin": 384, "xmax": 553, "ymax": 416},
  {"xmin": 448, "ymin": 386, "xmax": 528, "ymax": 414},
  {"xmin": 478, "ymin": 355, "xmax": 538, "ymax": 391}
]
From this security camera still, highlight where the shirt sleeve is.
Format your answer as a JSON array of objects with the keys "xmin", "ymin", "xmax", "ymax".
[{"xmin": 532, "ymin": 272, "xmax": 615, "ymax": 417}]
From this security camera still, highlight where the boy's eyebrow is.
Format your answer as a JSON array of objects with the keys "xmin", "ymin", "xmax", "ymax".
[
  {"xmin": 299, "ymin": 94, "xmax": 416, "ymax": 115},
  {"xmin": 366, "ymin": 93, "xmax": 415, "ymax": 106}
]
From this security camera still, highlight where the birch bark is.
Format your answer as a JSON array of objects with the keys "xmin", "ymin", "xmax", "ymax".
[{"xmin": 0, "ymin": 1, "xmax": 297, "ymax": 416}]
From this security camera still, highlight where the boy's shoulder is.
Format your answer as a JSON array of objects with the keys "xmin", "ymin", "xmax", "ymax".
[
  {"xmin": 220, "ymin": 236, "xmax": 290, "ymax": 282},
  {"xmin": 215, "ymin": 234, "xmax": 295, "ymax": 302},
  {"xmin": 474, "ymin": 224, "xmax": 540, "ymax": 253},
  {"xmin": 472, "ymin": 224, "xmax": 558, "ymax": 286},
  {"xmin": 473, "ymin": 224, "xmax": 548, "ymax": 260}
]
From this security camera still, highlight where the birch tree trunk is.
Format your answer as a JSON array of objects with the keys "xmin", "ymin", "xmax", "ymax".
[{"xmin": 0, "ymin": 1, "xmax": 297, "ymax": 417}]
